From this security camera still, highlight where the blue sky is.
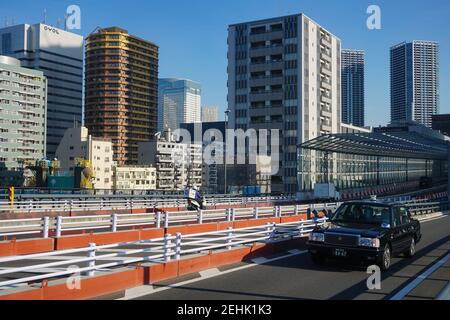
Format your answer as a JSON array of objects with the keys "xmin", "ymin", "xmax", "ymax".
[{"xmin": 1, "ymin": 0, "xmax": 449, "ymax": 126}]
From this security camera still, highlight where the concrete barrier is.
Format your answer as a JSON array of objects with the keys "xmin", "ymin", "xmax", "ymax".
[{"xmin": 0, "ymin": 238, "xmax": 54, "ymax": 257}]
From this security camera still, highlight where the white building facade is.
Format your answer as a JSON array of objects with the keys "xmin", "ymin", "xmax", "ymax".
[
  {"xmin": 113, "ymin": 166, "xmax": 156, "ymax": 190},
  {"xmin": 227, "ymin": 14, "xmax": 342, "ymax": 193},
  {"xmin": 138, "ymin": 129, "xmax": 202, "ymax": 191},
  {"xmin": 55, "ymin": 127, "xmax": 114, "ymax": 189},
  {"xmin": 202, "ymin": 106, "xmax": 219, "ymax": 122},
  {"xmin": 0, "ymin": 56, "xmax": 47, "ymax": 186}
]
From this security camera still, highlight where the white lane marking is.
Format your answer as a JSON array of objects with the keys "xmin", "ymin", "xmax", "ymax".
[
  {"xmin": 118, "ymin": 250, "xmax": 308, "ymax": 300},
  {"xmin": 390, "ymin": 252, "xmax": 450, "ymax": 300},
  {"xmin": 252, "ymin": 257, "xmax": 268, "ymax": 264},
  {"xmin": 436, "ymin": 281, "xmax": 450, "ymax": 300},
  {"xmin": 288, "ymin": 249, "xmax": 302, "ymax": 254},
  {"xmin": 199, "ymin": 268, "xmax": 220, "ymax": 277}
]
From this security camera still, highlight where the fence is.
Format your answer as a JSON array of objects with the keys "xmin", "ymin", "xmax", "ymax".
[
  {"xmin": 0, "ymin": 204, "xmax": 324, "ymax": 238},
  {"xmin": 0, "ymin": 217, "xmax": 328, "ymax": 289},
  {"xmin": 0, "ymin": 195, "xmax": 296, "ymax": 214}
]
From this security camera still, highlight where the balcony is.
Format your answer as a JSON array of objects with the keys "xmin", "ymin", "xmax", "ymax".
[
  {"xmin": 250, "ymin": 30, "xmax": 284, "ymax": 43},
  {"xmin": 320, "ymin": 66, "xmax": 332, "ymax": 76},
  {"xmin": 250, "ymin": 45, "xmax": 283, "ymax": 58},
  {"xmin": 320, "ymin": 80, "xmax": 332, "ymax": 90},
  {"xmin": 320, "ymin": 36, "xmax": 332, "ymax": 48},
  {"xmin": 249, "ymin": 75, "xmax": 283, "ymax": 87},
  {"xmin": 320, "ymin": 94, "xmax": 332, "ymax": 104}
]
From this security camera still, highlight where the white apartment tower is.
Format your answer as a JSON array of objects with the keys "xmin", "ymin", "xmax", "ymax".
[
  {"xmin": 391, "ymin": 41, "xmax": 439, "ymax": 128},
  {"xmin": 228, "ymin": 14, "xmax": 342, "ymax": 193}
]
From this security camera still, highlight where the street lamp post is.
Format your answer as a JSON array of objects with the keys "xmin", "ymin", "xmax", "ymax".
[{"xmin": 224, "ymin": 109, "xmax": 230, "ymax": 194}]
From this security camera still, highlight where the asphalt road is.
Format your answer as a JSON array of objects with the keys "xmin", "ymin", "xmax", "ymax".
[{"xmin": 130, "ymin": 215, "xmax": 450, "ymax": 300}]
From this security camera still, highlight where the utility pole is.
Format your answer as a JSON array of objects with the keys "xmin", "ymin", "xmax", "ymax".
[{"xmin": 224, "ymin": 109, "xmax": 230, "ymax": 194}]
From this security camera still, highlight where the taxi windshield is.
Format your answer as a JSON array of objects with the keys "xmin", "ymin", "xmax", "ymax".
[{"xmin": 331, "ymin": 203, "xmax": 391, "ymax": 226}]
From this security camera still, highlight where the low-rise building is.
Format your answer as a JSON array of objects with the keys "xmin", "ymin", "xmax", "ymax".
[
  {"xmin": 55, "ymin": 127, "xmax": 114, "ymax": 189},
  {"xmin": 138, "ymin": 128, "xmax": 202, "ymax": 191},
  {"xmin": 113, "ymin": 166, "xmax": 156, "ymax": 190}
]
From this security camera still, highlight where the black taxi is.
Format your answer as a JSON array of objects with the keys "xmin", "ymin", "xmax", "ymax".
[{"xmin": 306, "ymin": 200, "xmax": 422, "ymax": 271}]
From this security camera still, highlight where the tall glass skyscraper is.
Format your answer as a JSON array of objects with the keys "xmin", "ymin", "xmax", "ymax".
[
  {"xmin": 0, "ymin": 23, "xmax": 83, "ymax": 159},
  {"xmin": 390, "ymin": 41, "xmax": 439, "ymax": 128},
  {"xmin": 158, "ymin": 78, "xmax": 201, "ymax": 132},
  {"xmin": 341, "ymin": 49, "xmax": 365, "ymax": 127}
]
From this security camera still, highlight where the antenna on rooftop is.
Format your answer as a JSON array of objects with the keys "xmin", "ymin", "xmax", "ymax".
[
  {"xmin": 43, "ymin": 9, "xmax": 47, "ymax": 25},
  {"xmin": 56, "ymin": 18, "xmax": 61, "ymax": 29},
  {"xmin": 64, "ymin": 13, "xmax": 68, "ymax": 31}
]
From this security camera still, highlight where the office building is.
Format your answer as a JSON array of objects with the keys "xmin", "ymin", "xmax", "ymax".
[
  {"xmin": 0, "ymin": 23, "xmax": 83, "ymax": 158},
  {"xmin": 180, "ymin": 121, "xmax": 227, "ymax": 193},
  {"xmin": 113, "ymin": 166, "xmax": 156, "ymax": 190},
  {"xmin": 158, "ymin": 78, "xmax": 201, "ymax": 132},
  {"xmin": 390, "ymin": 41, "xmax": 439, "ymax": 128},
  {"xmin": 202, "ymin": 106, "xmax": 219, "ymax": 122},
  {"xmin": 55, "ymin": 127, "xmax": 114, "ymax": 189},
  {"xmin": 85, "ymin": 27, "xmax": 159, "ymax": 165},
  {"xmin": 138, "ymin": 128, "xmax": 202, "ymax": 191},
  {"xmin": 228, "ymin": 14, "xmax": 342, "ymax": 193},
  {"xmin": 341, "ymin": 49, "xmax": 365, "ymax": 127},
  {"xmin": 432, "ymin": 114, "xmax": 450, "ymax": 136},
  {"xmin": 0, "ymin": 56, "xmax": 47, "ymax": 186}
]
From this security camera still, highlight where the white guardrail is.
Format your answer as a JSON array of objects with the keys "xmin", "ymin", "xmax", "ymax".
[
  {"xmin": 0, "ymin": 217, "xmax": 328, "ymax": 289},
  {"xmin": 0, "ymin": 195, "xmax": 295, "ymax": 214},
  {"xmin": 0, "ymin": 203, "xmax": 340, "ymax": 239}
]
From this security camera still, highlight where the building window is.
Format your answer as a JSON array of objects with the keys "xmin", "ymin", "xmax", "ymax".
[{"xmin": 1, "ymin": 33, "xmax": 12, "ymax": 54}]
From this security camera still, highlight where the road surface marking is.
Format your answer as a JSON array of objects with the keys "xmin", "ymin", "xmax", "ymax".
[
  {"xmin": 199, "ymin": 268, "xmax": 220, "ymax": 277},
  {"xmin": 390, "ymin": 252, "xmax": 450, "ymax": 300},
  {"xmin": 436, "ymin": 281, "xmax": 450, "ymax": 300},
  {"xmin": 252, "ymin": 257, "xmax": 268, "ymax": 264}
]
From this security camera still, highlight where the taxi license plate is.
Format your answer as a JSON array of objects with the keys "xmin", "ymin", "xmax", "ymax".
[{"xmin": 334, "ymin": 248, "xmax": 347, "ymax": 257}]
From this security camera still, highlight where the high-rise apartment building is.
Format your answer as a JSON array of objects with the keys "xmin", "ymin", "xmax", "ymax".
[
  {"xmin": 228, "ymin": 14, "xmax": 342, "ymax": 193},
  {"xmin": 341, "ymin": 49, "xmax": 365, "ymax": 127},
  {"xmin": 85, "ymin": 27, "xmax": 159, "ymax": 165},
  {"xmin": 390, "ymin": 41, "xmax": 439, "ymax": 128},
  {"xmin": 0, "ymin": 23, "xmax": 83, "ymax": 158},
  {"xmin": 0, "ymin": 55, "xmax": 47, "ymax": 186},
  {"xmin": 202, "ymin": 106, "xmax": 219, "ymax": 122},
  {"xmin": 158, "ymin": 78, "xmax": 201, "ymax": 132}
]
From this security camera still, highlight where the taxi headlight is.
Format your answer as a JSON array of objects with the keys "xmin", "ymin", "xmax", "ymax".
[
  {"xmin": 359, "ymin": 237, "xmax": 380, "ymax": 248},
  {"xmin": 309, "ymin": 232, "xmax": 325, "ymax": 242}
]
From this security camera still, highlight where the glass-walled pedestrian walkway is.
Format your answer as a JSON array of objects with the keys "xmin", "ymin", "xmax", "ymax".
[{"xmin": 298, "ymin": 122, "xmax": 449, "ymax": 193}]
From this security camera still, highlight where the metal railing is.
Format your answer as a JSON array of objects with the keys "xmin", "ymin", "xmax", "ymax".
[
  {"xmin": 0, "ymin": 204, "xmax": 323, "ymax": 239},
  {"xmin": 0, "ymin": 195, "xmax": 296, "ymax": 214},
  {"xmin": 0, "ymin": 218, "xmax": 328, "ymax": 289}
]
